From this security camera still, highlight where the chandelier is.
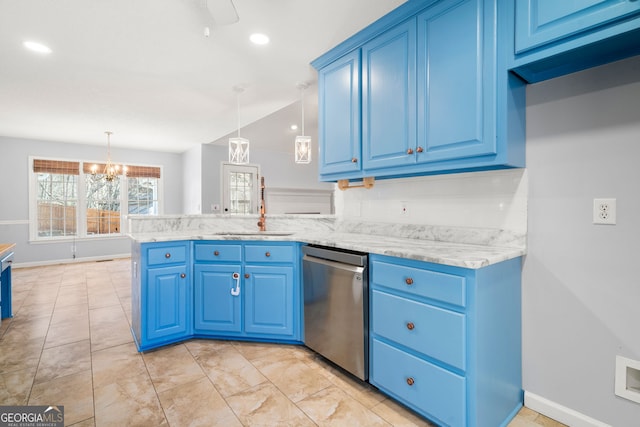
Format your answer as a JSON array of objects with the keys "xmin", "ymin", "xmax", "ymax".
[
  {"xmin": 229, "ymin": 86, "xmax": 249, "ymax": 164},
  {"xmin": 91, "ymin": 131, "xmax": 124, "ymax": 181},
  {"xmin": 295, "ymin": 83, "xmax": 311, "ymax": 164}
]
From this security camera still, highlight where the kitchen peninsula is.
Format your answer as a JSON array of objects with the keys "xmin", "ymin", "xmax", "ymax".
[
  {"xmin": 129, "ymin": 214, "xmax": 525, "ymax": 426},
  {"xmin": 0, "ymin": 243, "xmax": 15, "ymax": 320}
]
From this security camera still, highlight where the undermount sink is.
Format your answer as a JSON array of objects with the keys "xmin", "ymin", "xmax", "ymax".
[{"xmin": 214, "ymin": 231, "xmax": 295, "ymax": 236}]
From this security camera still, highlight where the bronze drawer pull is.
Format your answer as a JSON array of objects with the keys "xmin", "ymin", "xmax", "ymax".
[
  {"xmin": 165, "ymin": 253, "xmax": 171, "ymax": 259},
  {"xmin": 406, "ymin": 148, "xmax": 414, "ymax": 155},
  {"xmin": 405, "ymin": 277, "xmax": 413, "ymax": 285},
  {"xmin": 180, "ymin": 273, "xmax": 186, "ymax": 279},
  {"xmin": 406, "ymin": 322, "xmax": 415, "ymax": 330},
  {"xmin": 406, "ymin": 377, "xmax": 415, "ymax": 386},
  {"xmin": 214, "ymin": 250, "xmax": 220, "ymax": 256},
  {"xmin": 416, "ymin": 146, "xmax": 424, "ymax": 153},
  {"xmin": 244, "ymin": 273, "xmax": 250, "ymax": 279},
  {"xmin": 265, "ymin": 251, "xmax": 271, "ymax": 257},
  {"xmin": 351, "ymin": 157, "xmax": 358, "ymax": 163}
]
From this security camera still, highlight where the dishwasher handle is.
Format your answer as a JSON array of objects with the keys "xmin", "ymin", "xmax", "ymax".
[{"xmin": 303, "ymin": 254, "xmax": 366, "ymax": 274}]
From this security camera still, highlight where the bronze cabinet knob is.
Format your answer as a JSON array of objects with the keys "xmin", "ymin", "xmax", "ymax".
[
  {"xmin": 416, "ymin": 146, "xmax": 424, "ymax": 153},
  {"xmin": 214, "ymin": 250, "xmax": 220, "ymax": 256},
  {"xmin": 165, "ymin": 253, "xmax": 171, "ymax": 259},
  {"xmin": 244, "ymin": 273, "xmax": 250, "ymax": 279},
  {"xmin": 265, "ymin": 251, "xmax": 271, "ymax": 257},
  {"xmin": 407, "ymin": 148, "xmax": 414, "ymax": 155},
  {"xmin": 351, "ymin": 157, "xmax": 358, "ymax": 163},
  {"xmin": 406, "ymin": 322, "xmax": 415, "ymax": 330},
  {"xmin": 180, "ymin": 273, "xmax": 186, "ymax": 279},
  {"xmin": 405, "ymin": 277, "xmax": 414, "ymax": 285},
  {"xmin": 406, "ymin": 377, "xmax": 415, "ymax": 386}
]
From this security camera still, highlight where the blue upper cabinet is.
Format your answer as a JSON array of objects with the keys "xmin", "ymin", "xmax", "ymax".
[
  {"xmin": 317, "ymin": 49, "xmax": 362, "ymax": 176},
  {"xmin": 362, "ymin": 19, "xmax": 416, "ymax": 170},
  {"xmin": 510, "ymin": 0, "xmax": 640, "ymax": 82},
  {"xmin": 416, "ymin": 0, "xmax": 495, "ymax": 164},
  {"xmin": 312, "ymin": 0, "xmax": 525, "ymax": 182}
]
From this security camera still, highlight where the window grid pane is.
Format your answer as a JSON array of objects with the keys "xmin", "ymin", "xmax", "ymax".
[
  {"xmin": 229, "ymin": 172, "xmax": 253, "ymax": 214},
  {"xmin": 86, "ymin": 174, "xmax": 121, "ymax": 235},
  {"xmin": 36, "ymin": 173, "xmax": 78, "ymax": 237},
  {"xmin": 127, "ymin": 177, "xmax": 159, "ymax": 215}
]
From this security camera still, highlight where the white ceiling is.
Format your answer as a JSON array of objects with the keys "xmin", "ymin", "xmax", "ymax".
[{"xmin": 0, "ymin": 0, "xmax": 406, "ymax": 153}]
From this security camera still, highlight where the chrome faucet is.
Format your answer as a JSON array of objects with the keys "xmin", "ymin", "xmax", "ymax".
[{"xmin": 257, "ymin": 176, "xmax": 266, "ymax": 231}]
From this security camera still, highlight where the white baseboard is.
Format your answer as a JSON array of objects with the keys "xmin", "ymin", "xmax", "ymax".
[
  {"xmin": 13, "ymin": 253, "xmax": 130, "ymax": 269},
  {"xmin": 525, "ymin": 391, "xmax": 611, "ymax": 427}
]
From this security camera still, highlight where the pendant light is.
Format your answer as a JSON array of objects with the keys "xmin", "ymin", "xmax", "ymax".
[
  {"xmin": 294, "ymin": 83, "xmax": 311, "ymax": 164},
  {"xmin": 229, "ymin": 86, "xmax": 249, "ymax": 164},
  {"xmin": 91, "ymin": 131, "xmax": 124, "ymax": 182}
]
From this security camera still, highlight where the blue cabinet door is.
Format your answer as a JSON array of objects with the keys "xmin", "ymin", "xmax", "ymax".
[
  {"xmin": 317, "ymin": 49, "xmax": 362, "ymax": 177},
  {"xmin": 416, "ymin": 0, "xmax": 496, "ymax": 164},
  {"xmin": 362, "ymin": 19, "xmax": 416, "ymax": 170},
  {"xmin": 193, "ymin": 264, "xmax": 242, "ymax": 333},
  {"xmin": 146, "ymin": 265, "xmax": 190, "ymax": 341},
  {"xmin": 515, "ymin": 0, "xmax": 640, "ymax": 54},
  {"xmin": 244, "ymin": 265, "xmax": 294, "ymax": 337}
]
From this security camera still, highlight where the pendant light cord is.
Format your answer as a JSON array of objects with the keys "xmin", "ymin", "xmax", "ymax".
[{"xmin": 300, "ymin": 88, "xmax": 305, "ymax": 136}]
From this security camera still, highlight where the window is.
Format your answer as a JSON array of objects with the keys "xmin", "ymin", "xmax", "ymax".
[
  {"xmin": 30, "ymin": 157, "xmax": 162, "ymax": 240},
  {"xmin": 221, "ymin": 163, "xmax": 260, "ymax": 214}
]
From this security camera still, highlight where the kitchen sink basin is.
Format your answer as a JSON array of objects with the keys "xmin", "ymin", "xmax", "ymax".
[{"xmin": 214, "ymin": 231, "xmax": 295, "ymax": 236}]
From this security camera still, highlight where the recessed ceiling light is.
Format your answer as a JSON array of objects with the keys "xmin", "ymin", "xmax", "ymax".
[
  {"xmin": 290, "ymin": 124, "xmax": 298, "ymax": 131},
  {"xmin": 23, "ymin": 40, "xmax": 52, "ymax": 54},
  {"xmin": 249, "ymin": 33, "xmax": 269, "ymax": 45}
]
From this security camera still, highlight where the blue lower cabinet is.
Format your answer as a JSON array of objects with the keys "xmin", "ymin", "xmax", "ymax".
[
  {"xmin": 244, "ymin": 265, "xmax": 295, "ymax": 337},
  {"xmin": 146, "ymin": 265, "xmax": 190, "ymax": 341},
  {"xmin": 369, "ymin": 254, "xmax": 523, "ymax": 427},
  {"xmin": 193, "ymin": 264, "xmax": 242, "ymax": 333}
]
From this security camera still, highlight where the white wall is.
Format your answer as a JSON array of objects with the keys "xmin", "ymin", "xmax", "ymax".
[
  {"xmin": 0, "ymin": 136, "xmax": 184, "ymax": 265},
  {"xmin": 522, "ymin": 56, "xmax": 640, "ymax": 425},
  {"xmin": 182, "ymin": 144, "xmax": 202, "ymax": 214}
]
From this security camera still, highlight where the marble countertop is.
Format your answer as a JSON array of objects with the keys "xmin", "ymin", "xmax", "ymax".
[
  {"xmin": 129, "ymin": 231, "xmax": 524, "ymax": 269},
  {"xmin": 0, "ymin": 243, "xmax": 16, "ymax": 260}
]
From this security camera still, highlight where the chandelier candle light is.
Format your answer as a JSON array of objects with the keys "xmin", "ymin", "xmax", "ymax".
[
  {"xmin": 295, "ymin": 83, "xmax": 311, "ymax": 164},
  {"xmin": 91, "ymin": 131, "xmax": 125, "ymax": 181},
  {"xmin": 229, "ymin": 86, "xmax": 250, "ymax": 164}
]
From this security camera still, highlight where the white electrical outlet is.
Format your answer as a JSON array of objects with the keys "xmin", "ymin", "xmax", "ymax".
[
  {"xmin": 400, "ymin": 202, "xmax": 408, "ymax": 215},
  {"xmin": 593, "ymin": 198, "xmax": 616, "ymax": 225}
]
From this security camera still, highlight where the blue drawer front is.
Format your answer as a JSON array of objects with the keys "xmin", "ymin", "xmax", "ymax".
[
  {"xmin": 372, "ymin": 290, "xmax": 465, "ymax": 370},
  {"xmin": 245, "ymin": 244, "xmax": 294, "ymax": 263},
  {"xmin": 371, "ymin": 339, "xmax": 465, "ymax": 427},
  {"xmin": 194, "ymin": 243, "xmax": 242, "ymax": 262},
  {"xmin": 371, "ymin": 260, "xmax": 466, "ymax": 307},
  {"xmin": 147, "ymin": 244, "xmax": 187, "ymax": 266}
]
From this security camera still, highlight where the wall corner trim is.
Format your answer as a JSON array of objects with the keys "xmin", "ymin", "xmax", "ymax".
[{"xmin": 524, "ymin": 391, "xmax": 611, "ymax": 427}]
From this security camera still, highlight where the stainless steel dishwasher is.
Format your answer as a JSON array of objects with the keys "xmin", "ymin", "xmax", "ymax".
[{"xmin": 302, "ymin": 244, "xmax": 368, "ymax": 381}]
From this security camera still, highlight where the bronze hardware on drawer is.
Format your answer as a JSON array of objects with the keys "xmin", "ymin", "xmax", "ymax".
[
  {"xmin": 416, "ymin": 146, "xmax": 424, "ymax": 153},
  {"xmin": 214, "ymin": 250, "xmax": 220, "ymax": 256},
  {"xmin": 180, "ymin": 273, "xmax": 186, "ymax": 279},
  {"xmin": 244, "ymin": 273, "xmax": 250, "ymax": 279},
  {"xmin": 405, "ymin": 277, "xmax": 414, "ymax": 285},
  {"xmin": 265, "ymin": 251, "xmax": 271, "ymax": 257},
  {"xmin": 406, "ymin": 322, "xmax": 415, "ymax": 330},
  {"xmin": 406, "ymin": 377, "xmax": 415, "ymax": 386},
  {"xmin": 165, "ymin": 253, "xmax": 171, "ymax": 259},
  {"xmin": 406, "ymin": 148, "xmax": 414, "ymax": 155},
  {"xmin": 351, "ymin": 157, "xmax": 358, "ymax": 163}
]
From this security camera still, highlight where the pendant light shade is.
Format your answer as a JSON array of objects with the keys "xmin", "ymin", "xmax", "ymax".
[
  {"xmin": 294, "ymin": 83, "xmax": 311, "ymax": 164},
  {"xmin": 229, "ymin": 86, "xmax": 249, "ymax": 164}
]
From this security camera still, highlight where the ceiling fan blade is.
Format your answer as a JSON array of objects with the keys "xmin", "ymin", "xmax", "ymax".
[{"xmin": 206, "ymin": 0, "xmax": 239, "ymax": 26}]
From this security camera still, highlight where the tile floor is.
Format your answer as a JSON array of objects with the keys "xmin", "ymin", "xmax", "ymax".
[{"xmin": 0, "ymin": 259, "xmax": 566, "ymax": 426}]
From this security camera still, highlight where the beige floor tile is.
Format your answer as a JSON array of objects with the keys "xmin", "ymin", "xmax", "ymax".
[
  {"xmin": 28, "ymin": 369, "xmax": 94, "ymax": 426},
  {"xmin": 50, "ymin": 304, "xmax": 89, "ymax": 324},
  {"xmin": 92, "ymin": 342, "xmax": 147, "ymax": 389},
  {"xmin": 35, "ymin": 339, "xmax": 92, "ymax": 384},
  {"xmin": 226, "ymin": 382, "xmax": 315, "ymax": 426},
  {"xmin": 158, "ymin": 377, "xmax": 242, "ymax": 427},
  {"xmin": 93, "ymin": 371, "xmax": 168, "ymax": 427},
  {"xmin": 190, "ymin": 342, "xmax": 267, "ymax": 397},
  {"xmin": 298, "ymin": 385, "xmax": 391, "ymax": 427},
  {"xmin": 252, "ymin": 352, "xmax": 333, "ymax": 403},
  {"xmin": 89, "ymin": 305, "xmax": 133, "ymax": 351},
  {"xmin": 0, "ymin": 336, "xmax": 44, "ymax": 374},
  {"xmin": 44, "ymin": 314, "xmax": 90, "ymax": 348},
  {"xmin": 1, "ymin": 315, "xmax": 51, "ymax": 343},
  {"xmin": 371, "ymin": 398, "xmax": 435, "ymax": 426},
  {"xmin": 0, "ymin": 366, "xmax": 36, "ymax": 405},
  {"xmin": 67, "ymin": 417, "xmax": 95, "ymax": 427},
  {"xmin": 143, "ymin": 343, "xmax": 206, "ymax": 393}
]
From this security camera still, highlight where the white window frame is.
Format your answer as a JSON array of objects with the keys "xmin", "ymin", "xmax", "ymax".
[
  {"xmin": 221, "ymin": 162, "xmax": 260, "ymax": 214},
  {"xmin": 28, "ymin": 156, "xmax": 164, "ymax": 242}
]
